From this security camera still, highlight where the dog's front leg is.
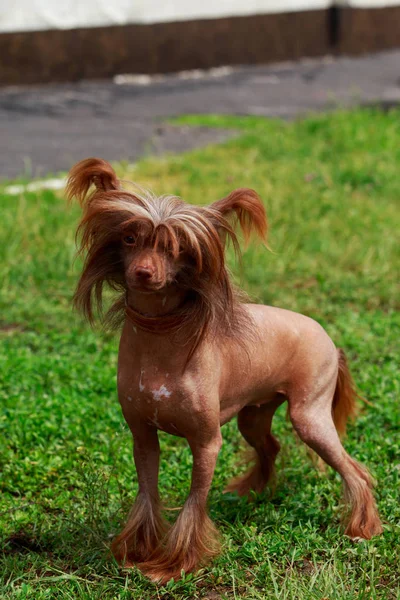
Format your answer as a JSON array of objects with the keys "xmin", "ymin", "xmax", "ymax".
[
  {"xmin": 140, "ymin": 429, "xmax": 222, "ymax": 584},
  {"xmin": 111, "ymin": 422, "xmax": 167, "ymax": 565}
]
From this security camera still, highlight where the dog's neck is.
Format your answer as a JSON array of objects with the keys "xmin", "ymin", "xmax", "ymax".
[{"xmin": 126, "ymin": 288, "xmax": 187, "ymax": 318}]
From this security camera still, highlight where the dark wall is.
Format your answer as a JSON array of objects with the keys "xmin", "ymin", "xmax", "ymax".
[{"xmin": 0, "ymin": 6, "xmax": 399, "ymax": 86}]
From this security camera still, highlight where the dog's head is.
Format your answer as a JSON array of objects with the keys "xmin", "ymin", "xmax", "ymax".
[{"xmin": 67, "ymin": 158, "xmax": 267, "ymax": 324}]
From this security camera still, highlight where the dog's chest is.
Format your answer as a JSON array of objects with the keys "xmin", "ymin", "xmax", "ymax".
[{"xmin": 118, "ymin": 364, "xmax": 183, "ymax": 435}]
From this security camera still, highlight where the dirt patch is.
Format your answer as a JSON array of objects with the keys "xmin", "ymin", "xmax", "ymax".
[
  {"xmin": 4, "ymin": 533, "xmax": 45, "ymax": 555},
  {"xmin": 0, "ymin": 322, "xmax": 25, "ymax": 334}
]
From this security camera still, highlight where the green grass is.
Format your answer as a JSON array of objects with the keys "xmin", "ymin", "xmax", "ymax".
[{"xmin": 1, "ymin": 108, "xmax": 399, "ymax": 599}]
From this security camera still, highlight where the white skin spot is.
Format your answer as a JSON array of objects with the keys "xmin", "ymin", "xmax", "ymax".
[
  {"xmin": 127, "ymin": 396, "xmax": 132, "ymax": 402},
  {"xmin": 139, "ymin": 369, "xmax": 145, "ymax": 392},
  {"xmin": 166, "ymin": 373, "xmax": 169, "ymax": 378},
  {"xmin": 153, "ymin": 407, "xmax": 161, "ymax": 428},
  {"xmin": 132, "ymin": 325, "xmax": 137, "ymax": 333},
  {"xmin": 152, "ymin": 384, "xmax": 172, "ymax": 401},
  {"xmin": 162, "ymin": 296, "xmax": 167, "ymax": 306}
]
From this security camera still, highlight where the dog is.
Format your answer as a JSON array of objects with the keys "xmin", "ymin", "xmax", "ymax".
[{"xmin": 67, "ymin": 157, "xmax": 382, "ymax": 584}]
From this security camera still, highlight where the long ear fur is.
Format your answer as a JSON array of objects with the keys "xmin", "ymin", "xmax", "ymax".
[
  {"xmin": 66, "ymin": 158, "xmax": 123, "ymax": 325},
  {"xmin": 210, "ymin": 188, "xmax": 267, "ymax": 245},
  {"xmin": 66, "ymin": 157, "xmax": 119, "ymax": 205}
]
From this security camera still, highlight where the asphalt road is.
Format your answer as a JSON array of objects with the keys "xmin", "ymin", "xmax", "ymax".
[{"xmin": 1, "ymin": 50, "xmax": 399, "ymax": 180}]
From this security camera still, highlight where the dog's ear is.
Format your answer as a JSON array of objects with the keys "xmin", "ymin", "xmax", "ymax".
[
  {"xmin": 66, "ymin": 157, "xmax": 119, "ymax": 205},
  {"xmin": 210, "ymin": 188, "xmax": 267, "ymax": 244}
]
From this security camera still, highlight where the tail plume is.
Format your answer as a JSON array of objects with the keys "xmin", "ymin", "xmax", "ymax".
[{"xmin": 332, "ymin": 349, "xmax": 358, "ymax": 437}]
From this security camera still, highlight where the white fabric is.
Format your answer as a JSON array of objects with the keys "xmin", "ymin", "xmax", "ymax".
[{"xmin": 0, "ymin": 0, "xmax": 331, "ymax": 34}]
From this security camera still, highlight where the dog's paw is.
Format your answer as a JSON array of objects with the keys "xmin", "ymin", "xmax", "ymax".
[{"xmin": 139, "ymin": 559, "xmax": 184, "ymax": 585}]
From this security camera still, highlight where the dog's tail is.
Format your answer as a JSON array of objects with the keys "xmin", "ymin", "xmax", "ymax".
[{"xmin": 332, "ymin": 349, "xmax": 358, "ymax": 437}]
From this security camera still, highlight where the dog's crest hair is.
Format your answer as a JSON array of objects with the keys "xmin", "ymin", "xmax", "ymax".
[{"xmin": 67, "ymin": 158, "xmax": 267, "ymax": 359}]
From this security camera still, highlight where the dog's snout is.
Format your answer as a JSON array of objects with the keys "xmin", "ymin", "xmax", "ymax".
[
  {"xmin": 134, "ymin": 266, "xmax": 154, "ymax": 281},
  {"xmin": 127, "ymin": 250, "xmax": 168, "ymax": 290}
]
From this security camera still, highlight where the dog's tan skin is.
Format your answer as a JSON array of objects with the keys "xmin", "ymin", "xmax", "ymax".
[{"xmin": 67, "ymin": 158, "xmax": 382, "ymax": 584}]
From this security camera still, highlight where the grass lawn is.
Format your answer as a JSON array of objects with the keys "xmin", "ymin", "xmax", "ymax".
[{"xmin": 0, "ymin": 109, "xmax": 399, "ymax": 600}]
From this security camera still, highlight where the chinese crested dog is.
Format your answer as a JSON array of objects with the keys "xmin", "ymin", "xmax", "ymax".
[{"xmin": 67, "ymin": 158, "xmax": 382, "ymax": 584}]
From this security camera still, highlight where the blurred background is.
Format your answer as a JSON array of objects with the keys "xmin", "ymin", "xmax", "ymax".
[
  {"xmin": 2, "ymin": 0, "xmax": 400, "ymax": 84},
  {"xmin": 1, "ymin": 0, "xmax": 400, "ymax": 179}
]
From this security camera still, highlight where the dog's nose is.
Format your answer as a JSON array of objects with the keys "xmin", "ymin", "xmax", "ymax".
[{"xmin": 134, "ymin": 266, "xmax": 154, "ymax": 280}]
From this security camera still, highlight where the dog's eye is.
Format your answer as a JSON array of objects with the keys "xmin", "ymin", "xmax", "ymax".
[{"xmin": 123, "ymin": 235, "xmax": 135, "ymax": 245}]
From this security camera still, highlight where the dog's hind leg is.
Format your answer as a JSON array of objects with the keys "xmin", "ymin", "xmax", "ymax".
[
  {"xmin": 111, "ymin": 423, "xmax": 167, "ymax": 565},
  {"xmin": 225, "ymin": 397, "xmax": 284, "ymax": 497},
  {"xmin": 289, "ymin": 393, "xmax": 382, "ymax": 540}
]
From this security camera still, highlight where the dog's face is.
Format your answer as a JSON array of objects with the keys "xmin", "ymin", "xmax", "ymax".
[
  {"xmin": 121, "ymin": 233, "xmax": 188, "ymax": 293},
  {"xmin": 119, "ymin": 207, "xmax": 224, "ymax": 295}
]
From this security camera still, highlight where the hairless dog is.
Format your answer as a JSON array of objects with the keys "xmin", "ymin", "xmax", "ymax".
[{"xmin": 67, "ymin": 158, "xmax": 382, "ymax": 584}]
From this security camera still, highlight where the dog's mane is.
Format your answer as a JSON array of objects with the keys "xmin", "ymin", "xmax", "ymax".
[{"xmin": 67, "ymin": 158, "xmax": 267, "ymax": 360}]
